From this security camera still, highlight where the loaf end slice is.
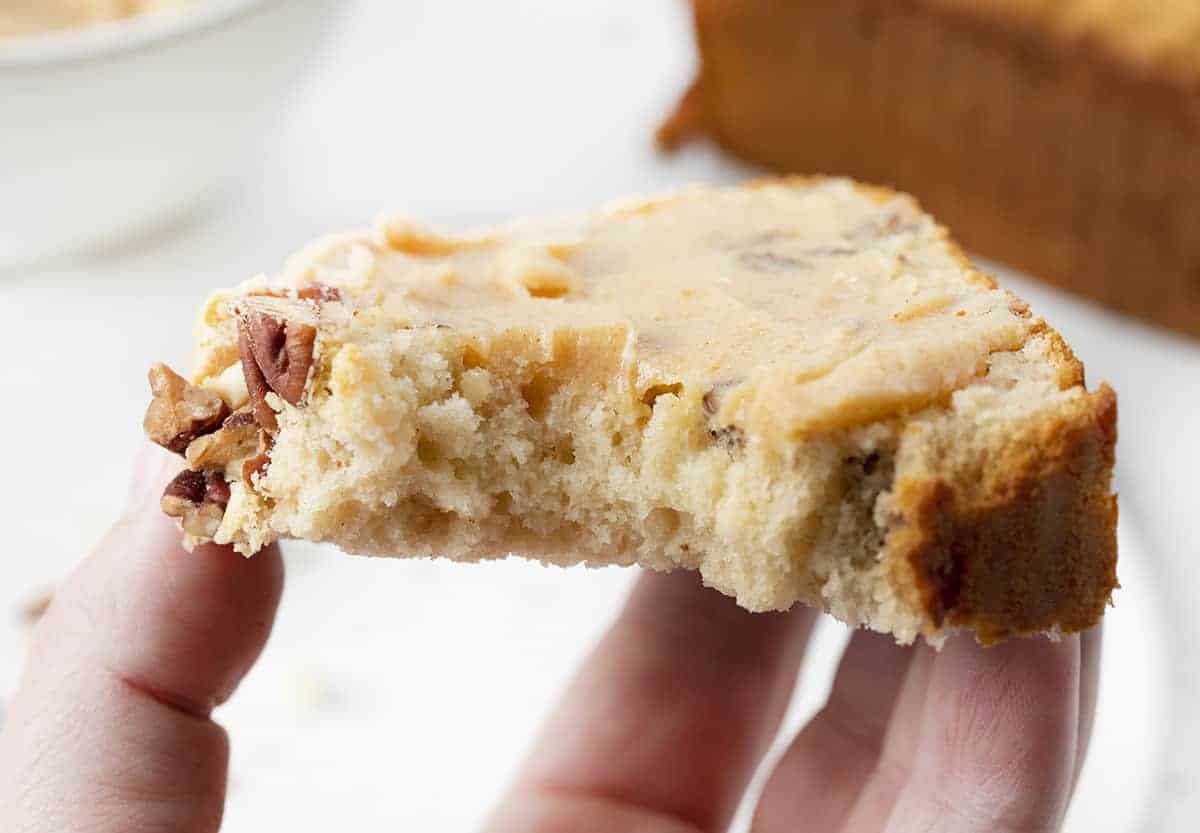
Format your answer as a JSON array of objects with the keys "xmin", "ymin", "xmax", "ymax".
[{"xmin": 661, "ymin": 0, "xmax": 1200, "ymax": 337}]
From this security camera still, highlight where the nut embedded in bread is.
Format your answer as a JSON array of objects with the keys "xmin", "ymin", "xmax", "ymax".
[{"xmin": 142, "ymin": 178, "xmax": 1118, "ymax": 645}]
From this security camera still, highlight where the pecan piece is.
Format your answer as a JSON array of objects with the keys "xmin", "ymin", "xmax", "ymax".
[
  {"xmin": 144, "ymin": 364, "xmax": 230, "ymax": 454},
  {"xmin": 297, "ymin": 284, "xmax": 341, "ymax": 303},
  {"xmin": 845, "ymin": 212, "xmax": 920, "ymax": 245},
  {"xmin": 161, "ymin": 469, "xmax": 229, "ymax": 540},
  {"xmin": 738, "ymin": 249, "xmax": 811, "ymax": 272},
  {"xmin": 250, "ymin": 282, "xmax": 341, "ymax": 303},
  {"xmin": 710, "ymin": 425, "xmax": 746, "ymax": 454},
  {"xmin": 223, "ymin": 410, "xmax": 259, "ymax": 429},
  {"xmin": 205, "ymin": 474, "xmax": 232, "ymax": 507},
  {"xmin": 238, "ymin": 325, "xmax": 276, "ymax": 432},
  {"xmin": 242, "ymin": 432, "xmax": 275, "ymax": 487},
  {"xmin": 163, "ymin": 467, "xmax": 207, "ymax": 504},
  {"xmin": 185, "ymin": 409, "xmax": 261, "ymax": 470},
  {"xmin": 701, "ymin": 382, "xmax": 745, "ymax": 454},
  {"xmin": 237, "ymin": 312, "xmax": 317, "ymax": 432}
]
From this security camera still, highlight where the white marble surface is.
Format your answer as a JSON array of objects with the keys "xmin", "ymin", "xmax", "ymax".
[{"xmin": 1, "ymin": 1, "xmax": 1197, "ymax": 830}]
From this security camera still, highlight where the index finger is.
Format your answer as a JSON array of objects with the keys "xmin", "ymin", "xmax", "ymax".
[
  {"xmin": 485, "ymin": 570, "xmax": 816, "ymax": 833},
  {"xmin": 882, "ymin": 634, "xmax": 1082, "ymax": 833},
  {"xmin": 0, "ymin": 446, "xmax": 284, "ymax": 833}
]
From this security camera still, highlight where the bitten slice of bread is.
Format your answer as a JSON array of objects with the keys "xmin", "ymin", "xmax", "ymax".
[{"xmin": 143, "ymin": 179, "xmax": 1117, "ymax": 645}]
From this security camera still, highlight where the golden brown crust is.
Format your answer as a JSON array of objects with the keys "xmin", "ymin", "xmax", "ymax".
[
  {"xmin": 887, "ymin": 383, "xmax": 1117, "ymax": 644},
  {"xmin": 667, "ymin": 0, "xmax": 1200, "ymax": 337}
]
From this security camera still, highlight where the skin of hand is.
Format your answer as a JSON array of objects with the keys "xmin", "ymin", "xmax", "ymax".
[{"xmin": 0, "ymin": 446, "xmax": 1100, "ymax": 833}]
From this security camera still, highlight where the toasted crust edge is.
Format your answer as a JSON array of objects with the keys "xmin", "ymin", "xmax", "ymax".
[{"xmin": 886, "ymin": 367, "xmax": 1117, "ymax": 644}]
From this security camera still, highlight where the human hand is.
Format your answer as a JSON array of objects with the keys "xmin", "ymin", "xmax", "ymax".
[
  {"xmin": 0, "ymin": 448, "xmax": 283, "ymax": 832},
  {"xmin": 484, "ymin": 572, "xmax": 1099, "ymax": 833},
  {"xmin": 0, "ymin": 449, "xmax": 1098, "ymax": 833}
]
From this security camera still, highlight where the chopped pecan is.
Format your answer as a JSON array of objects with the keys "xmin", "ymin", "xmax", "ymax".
[
  {"xmin": 205, "ymin": 474, "xmax": 231, "ymax": 507},
  {"xmin": 738, "ymin": 250, "xmax": 810, "ymax": 272},
  {"xmin": 237, "ymin": 312, "xmax": 317, "ymax": 432},
  {"xmin": 238, "ymin": 327, "xmax": 276, "ymax": 432},
  {"xmin": 701, "ymin": 382, "xmax": 745, "ymax": 454},
  {"xmin": 297, "ymin": 284, "xmax": 341, "ymax": 303},
  {"xmin": 733, "ymin": 229, "xmax": 858, "ymax": 273},
  {"xmin": 242, "ymin": 432, "xmax": 275, "ymax": 487},
  {"xmin": 806, "ymin": 245, "xmax": 858, "ymax": 257},
  {"xmin": 163, "ymin": 468, "xmax": 206, "ymax": 503},
  {"xmin": 161, "ymin": 469, "xmax": 229, "ymax": 540},
  {"xmin": 846, "ymin": 212, "xmax": 920, "ymax": 245},
  {"xmin": 701, "ymin": 380, "xmax": 740, "ymax": 416},
  {"xmin": 250, "ymin": 283, "xmax": 341, "ymax": 303},
  {"xmin": 223, "ymin": 410, "xmax": 259, "ymax": 429},
  {"xmin": 184, "ymin": 408, "xmax": 262, "ymax": 470},
  {"xmin": 710, "ymin": 425, "xmax": 746, "ymax": 454},
  {"xmin": 144, "ymin": 364, "xmax": 230, "ymax": 454}
]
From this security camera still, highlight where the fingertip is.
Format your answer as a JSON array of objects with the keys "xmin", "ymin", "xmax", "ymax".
[
  {"xmin": 41, "ymin": 471, "xmax": 285, "ymax": 715},
  {"xmin": 507, "ymin": 570, "xmax": 816, "ymax": 833},
  {"xmin": 897, "ymin": 633, "xmax": 1081, "ymax": 829},
  {"xmin": 927, "ymin": 633, "xmax": 1079, "ymax": 753},
  {"xmin": 937, "ymin": 631, "xmax": 1079, "ymax": 696},
  {"xmin": 125, "ymin": 441, "xmax": 181, "ymax": 511},
  {"xmin": 1, "ymin": 453, "xmax": 283, "ymax": 833},
  {"xmin": 750, "ymin": 628, "xmax": 917, "ymax": 832}
]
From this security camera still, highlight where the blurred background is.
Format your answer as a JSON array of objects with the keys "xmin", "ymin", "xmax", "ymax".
[{"xmin": 0, "ymin": 1, "xmax": 1197, "ymax": 829}]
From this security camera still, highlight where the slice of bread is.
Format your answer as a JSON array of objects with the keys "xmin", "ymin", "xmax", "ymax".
[
  {"xmin": 661, "ymin": 0, "xmax": 1200, "ymax": 338},
  {"xmin": 143, "ymin": 179, "xmax": 1117, "ymax": 644}
]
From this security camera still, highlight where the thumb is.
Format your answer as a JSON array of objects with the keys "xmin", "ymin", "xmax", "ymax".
[{"xmin": 0, "ymin": 445, "xmax": 284, "ymax": 833}]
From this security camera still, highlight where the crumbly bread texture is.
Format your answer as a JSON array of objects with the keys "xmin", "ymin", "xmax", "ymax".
[
  {"xmin": 661, "ymin": 0, "xmax": 1200, "ymax": 338},
  {"xmin": 144, "ymin": 179, "xmax": 1117, "ymax": 645}
]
